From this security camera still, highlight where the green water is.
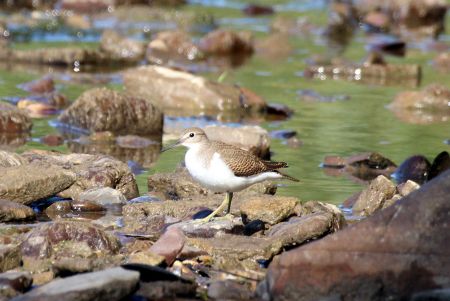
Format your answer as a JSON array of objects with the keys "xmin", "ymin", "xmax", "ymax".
[{"xmin": 1, "ymin": 1, "xmax": 449, "ymax": 205}]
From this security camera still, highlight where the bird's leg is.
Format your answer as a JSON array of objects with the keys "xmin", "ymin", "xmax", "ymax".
[
  {"xmin": 226, "ymin": 192, "xmax": 233, "ymax": 214},
  {"xmin": 196, "ymin": 192, "xmax": 231, "ymax": 223}
]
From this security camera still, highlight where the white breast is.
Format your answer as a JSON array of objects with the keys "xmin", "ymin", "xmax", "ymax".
[{"xmin": 185, "ymin": 148, "xmax": 283, "ymax": 193}]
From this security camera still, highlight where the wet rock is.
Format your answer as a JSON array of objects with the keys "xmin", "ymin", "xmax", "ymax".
[
  {"xmin": 0, "ymin": 102, "xmax": 32, "ymax": 134},
  {"xmin": 428, "ymin": 151, "xmax": 450, "ymax": 181},
  {"xmin": 100, "ymin": 30, "xmax": 145, "ymax": 63},
  {"xmin": 124, "ymin": 65, "xmax": 266, "ymax": 116},
  {"xmin": 391, "ymin": 155, "xmax": 431, "ymax": 184},
  {"xmin": 149, "ymin": 228, "xmax": 186, "ymax": 266},
  {"xmin": 286, "ymin": 137, "xmax": 302, "ymax": 148},
  {"xmin": 1, "ymin": 47, "xmax": 132, "ymax": 67},
  {"xmin": 305, "ymin": 61, "xmax": 421, "ymax": 88},
  {"xmin": 169, "ymin": 217, "xmax": 243, "ymax": 238},
  {"xmin": 243, "ymin": 4, "xmax": 274, "ymax": 16},
  {"xmin": 77, "ymin": 187, "xmax": 126, "ymax": 207},
  {"xmin": 0, "ymin": 200, "xmax": 35, "ymax": 222},
  {"xmin": 11, "ymin": 267, "xmax": 139, "ymax": 301},
  {"xmin": 243, "ymin": 220, "xmax": 266, "ymax": 236},
  {"xmin": 147, "ymin": 167, "xmax": 276, "ymax": 201},
  {"xmin": 259, "ymin": 169, "xmax": 450, "ymax": 301},
  {"xmin": 204, "ymin": 125, "xmax": 270, "ymax": 159},
  {"xmin": 255, "ymin": 33, "xmax": 293, "ymax": 61},
  {"xmin": 40, "ymin": 134, "xmax": 64, "ymax": 146},
  {"xmin": 71, "ymin": 200, "xmax": 105, "ymax": 212},
  {"xmin": 352, "ymin": 175, "xmax": 397, "ymax": 216},
  {"xmin": 21, "ymin": 221, "xmax": 120, "ymax": 271},
  {"xmin": 367, "ymin": 36, "xmax": 406, "ymax": 57},
  {"xmin": 17, "ymin": 100, "xmax": 58, "ymax": 118},
  {"xmin": 208, "ymin": 280, "xmax": 253, "ymax": 300},
  {"xmin": 199, "ymin": 29, "xmax": 253, "ymax": 55},
  {"xmin": 323, "ymin": 152, "xmax": 397, "ymax": 181},
  {"xmin": 58, "ymin": 87, "xmax": 163, "ymax": 136},
  {"xmin": 44, "ymin": 201, "xmax": 72, "ymax": 218},
  {"xmin": 271, "ymin": 16, "xmax": 317, "ymax": 36},
  {"xmin": 296, "ymin": 201, "xmax": 346, "ymax": 232},
  {"xmin": 146, "ymin": 30, "xmax": 203, "ymax": 63},
  {"xmin": 0, "ymin": 151, "xmax": 27, "ymax": 168},
  {"xmin": 0, "ymin": 271, "xmax": 32, "ymax": 299},
  {"xmin": 23, "ymin": 151, "xmax": 139, "ymax": 200},
  {"xmin": 0, "ymin": 245, "xmax": 21, "ymax": 273},
  {"xmin": 59, "ymin": 0, "xmax": 115, "ymax": 13},
  {"xmin": 240, "ymin": 196, "xmax": 297, "ymax": 225},
  {"xmin": 270, "ymin": 130, "xmax": 297, "ymax": 140},
  {"xmin": 18, "ymin": 77, "xmax": 54, "ymax": 94},
  {"xmin": 128, "ymin": 195, "xmax": 162, "ymax": 204},
  {"xmin": 0, "ymin": 162, "xmax": 76, "ymax": 205},
  {"xmin": 391, "ymin": 84, "xmax": 450, "ymax": 111}
]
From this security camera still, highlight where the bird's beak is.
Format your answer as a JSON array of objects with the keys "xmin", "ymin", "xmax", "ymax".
[{"xmin": 161, "ymin": 140, "xmax": 181, "ymax": 152}]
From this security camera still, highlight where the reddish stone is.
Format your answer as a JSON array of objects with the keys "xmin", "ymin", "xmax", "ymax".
[
  {"xmin": 259, "ymin": 170, "xmax": 450, "ymax": 301},
  {"xmin": 149, "ymin": 227, "xmax": 186, "ymax": 266}
]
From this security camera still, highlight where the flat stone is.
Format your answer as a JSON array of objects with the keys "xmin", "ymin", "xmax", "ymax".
[
  {"xmin": 126, "ymin": 251, "xmax": 165, "ymax": 266},
  {"xmin": 150, "ymin": 228, "xmax": 186, "ymax": 266},
  {"xmin": 0, "ymin": 245, "xmax": 21, "ymax": 273},
  {"xmin": 123, "ymin": 65, "xmax": 266, "ymax": 116},
  {"xmin": 0, "ymin": 200, "xmax": 35, "ymax": 222},
  {"xmin": 77, "ymin": 187, "xmax": 126, "ymax": 207},
  {"xmin": 11, "ymin": 267, "xmax": 140, "ymax": 301},
  {"xmin": 58, "ymin": 87, "xmax": 163, "ymax": 136},
  {"xmin": 352, "ymin": 175, "xmax": 397, "ymax": 216},
  {"xmin": 258, "ymin": 169, "xmax": 450, "ymax": 301},
  {"xmin": 22, "ymin": 151, "xmax": 139, "ymax": 200},
  {"xmin": 240, "ymin": 195, "xmax": 298, "ymax": 225},
  {"xmin": 0, "ymin": 162, "xmax": 76, "ymax": 205}
]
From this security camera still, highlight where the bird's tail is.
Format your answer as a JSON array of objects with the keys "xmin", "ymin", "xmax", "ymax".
[{"xmin": 276, "ymin": 170, "xmax": 300, "ymax": 182}]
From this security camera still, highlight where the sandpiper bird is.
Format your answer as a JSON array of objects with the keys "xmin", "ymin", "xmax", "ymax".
[{"xmin": 162, "ymin": 127, "xmax": 299, "ymax": 222}]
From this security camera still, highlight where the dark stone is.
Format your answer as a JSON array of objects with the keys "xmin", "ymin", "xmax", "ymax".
[
  {"xmin": 40, "ymin": 134, "xmax": 64, "ymax": 146},
  {"xmin": 199, "ymin": 29, "xmax": 254, "ymax": 55},
  {"xmin": 242, "ymin": 4, "xmax": 274, "ymax": 16},
  {"xmin": 258, "ymin": 170, "xmax": 450, "ymax": 301},
  {"xmin": 18, "ymin": 77, "xmax": 54, "ymax": 94},
  {"xmin": 243, "ymin": 220, "xmax": 265, "ymax": 236},
  {"xmin": 0, "ymin": 245, "xmax": 21, "ymax": 273},
  {"xmin": 428, "ymin": 151, "xmax": 450, "ymax": 181},
  {"xmin": 0, "ymin": 271, "xmax": 32, "ymax": 299},
  {"xmin": 192, "ymin": 209, "xmax": 213, "ymax": 220},
  {"xmin": 392, "ymin": 155, "xmax": 431, "ymax": 184},
  {"xmin": 208, "ymin": 280, "xmax": 253, "ymax": 300},
  {"xmin": 270, "ymin": 130, "xmax": 297, "ymax": 140}
]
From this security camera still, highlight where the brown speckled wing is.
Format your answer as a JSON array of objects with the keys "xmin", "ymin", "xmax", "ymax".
[{"xmin": 209, "ymin": 141, "xmax": 287, "ymax": 177}]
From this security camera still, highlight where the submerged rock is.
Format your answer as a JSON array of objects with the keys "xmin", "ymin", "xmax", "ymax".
[
  {"xmin": 199, "ymin": 29, "xmax": 254, "ymax": 55},
  {"xmin": 18, "ymin": 76, "xmax": 54, "ymax": 94},
  {"xmin": 99, "ymin": 30, "xmax": 145, "ymax": 63},
  {"xmin": 123, "ymin": 65, "xmax": 266, "ymax": 116},
  {"xmin": 390, "ymin": 84, "xmax": 450, "ymax": 124},
  {"xmin": 0, "ymin": 200, "xmax": 35, "ymax": 222},
  {"xmin": 0, "ymin": 162, "xmax": 76, "ymax": 205},
  {"xmin": 11, "ymin": 267, "xmax": 139, "ymax": 301},
  {"xmin": 0, "ymin": 102, "xmax": 32, "ymax": 134},
  {"xmin": 58, "ymin": 87, "xmax": 163, "ymax": 137},
  {"xmin": 23, "ymin": 151, "xmax": 139, "ymax": 200},
  {"xmin": 322, "ymin": 152, "xmax": 397, "ymax": 181},
  {"xmin": 258, "ymin": 169, "xmax": 450, "ymax": 301}
]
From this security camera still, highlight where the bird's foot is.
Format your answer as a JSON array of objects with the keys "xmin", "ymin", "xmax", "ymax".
[{"xmin": 194, "ymin": 213, "xmax": 234, "ymax": 224}]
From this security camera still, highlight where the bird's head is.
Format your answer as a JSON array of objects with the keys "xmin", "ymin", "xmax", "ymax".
[{"xmin": 161, "ymin": 127, "xmax": 208, "ymax": 152}]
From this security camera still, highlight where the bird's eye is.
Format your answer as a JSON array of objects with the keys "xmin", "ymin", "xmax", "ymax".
[{"xmin": 189, "ymin": 133, "xmax": 194, "ymax": 138}]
